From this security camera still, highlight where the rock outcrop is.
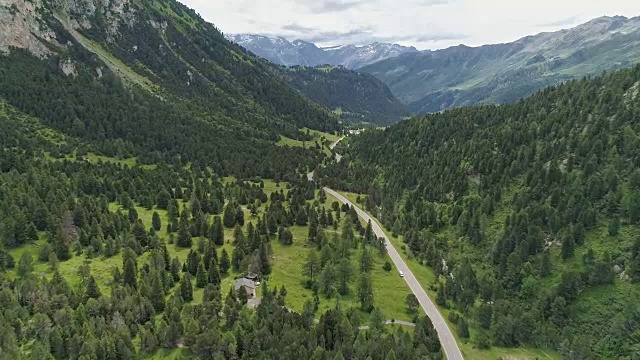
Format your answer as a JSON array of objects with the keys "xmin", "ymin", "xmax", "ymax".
[{"xmin": 0, "ymin": 0, "xmax": 134, "ymax": 56}]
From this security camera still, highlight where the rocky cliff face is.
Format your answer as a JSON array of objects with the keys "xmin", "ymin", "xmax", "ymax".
[
  {"xmin": 0, "ymin": 0, "xmax": 55, "ymax": 56},
  {"xmin": 0, "ymin": 0, "xmax": 133, "ymax": 56}
]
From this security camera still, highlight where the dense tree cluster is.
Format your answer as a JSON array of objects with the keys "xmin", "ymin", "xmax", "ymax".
[
  {"xmin": 0, "ymin": 127, "xmax": 442, "ymax": 358},
  {"xmin": 323, "ymin": 64, "xmax": 640, "ymax": 358}
]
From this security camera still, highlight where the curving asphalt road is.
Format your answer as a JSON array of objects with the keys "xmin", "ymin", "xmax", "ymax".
[{"xmin": 309, "ymin": 135, "xmax": 464, "ymax": 360}]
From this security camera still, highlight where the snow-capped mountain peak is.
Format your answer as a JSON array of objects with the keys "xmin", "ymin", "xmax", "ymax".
[{"xmin": 226, "ymin": 34, "xmax": 418, "ymax": 69}]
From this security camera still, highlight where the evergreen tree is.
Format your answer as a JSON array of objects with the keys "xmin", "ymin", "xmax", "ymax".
[
  {"xmin": 209, "ymin": 216, "xmax": 224, "ymax": 245},
  {"xmin": 196, "ymin": 261, "xmax": 208, "ymax": 288},
  {"xmin": 123, "ymin": 258, "xmax": 137, "ymax": 289},
  {"xmin": 208, "ymin": 258, "xmax": 221, "ymax": 286},
  {"xmin": 540, "ymin": 251, "xmax": 551, "ymax": 278},
  {"xmin": 180, "ymin": 273, "xmax": 194, "ymax": 301},
  {"xmin": 152, "ymin": 212, "xmax": 162, "ymax": 231},
  {"xmin": 561, "ymin": 232, "xmax": 575, "ymax": 260},
  {"xmin": 364, "ymin": 220, "xmax": 375, "ymax": 245},
  {"xmin": 405, "ymin": 294, "xmax": 419, "ymax": 314},
  {"xmin": 85, "ymin": 275, "xmax": 101, "ymax": 300},
  {"xmin": 337, "ymin": 258, "xmax": 353, "ymax": 295},
  {"xmin": 360, "ymin": 247, "xmax": 373, "ymax": 273},
  {"xmin": 219, "ymin": 248, "xmax": 230, "ymax": 274},
  {"xmin": 259, "ymin": 243, "xmax": 271, "ymax": 275},
  {"xmin": 319, "ymin": 263, "xmax": 337, "ymax": 297},
  {"xmin": 357, "ymin": 273, "xmax": 374, "ymax": 312},
  {"xmin": 177, "ymin": 220, "xmax": 192, "ymax": 248},
  {"xmin": 296, "ymin": 207, "xmax": 308, "ymax": 226},
  {"xmin": 150, "ymin": 273, "xmax": 165, "ymax": 312},
  {"xmin": 232, "ymin": 247, "xmax": 244, "ymax": 272},
  {"xmin": 223, "ymin": 202, "xmax": 236, "ymax": 228},
  {"xmin": 280, "ymin": 227, "xmax": 293, "ymax": 245},
  {"xmin": 303, "ymin": 250, "xmax": 321, "ymax": 283}
]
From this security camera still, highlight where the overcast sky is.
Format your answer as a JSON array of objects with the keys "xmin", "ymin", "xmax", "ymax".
[{"xmin": 182, "ymin": 0, "xmax": 639, "ymax": 50}]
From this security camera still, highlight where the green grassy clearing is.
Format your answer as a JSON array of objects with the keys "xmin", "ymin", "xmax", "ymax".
[
  {"xmin": 267, "ymin": 225, "xmax": 417, "ymax": 323},
  {"xmin": 277, "ymin": 128, "xmax": 341, "ymax": 156}
]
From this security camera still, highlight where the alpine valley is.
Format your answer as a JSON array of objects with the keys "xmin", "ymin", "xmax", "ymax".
[{"xmin": 1, "ymin": 0, "xmax": 640, "ymax": 359}]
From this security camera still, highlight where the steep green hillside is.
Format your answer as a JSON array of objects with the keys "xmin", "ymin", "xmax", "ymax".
[
  {"xmin": 0, "ymin": 0, "xmax": 338, "ymax": 178},
  {"xmin": 361, "ymin": 16, "xmax": 640, "ymax": 114},
  {"xmin": 322, "ymin": 64, "xmax": 640, "ymax": 358},
  {"xmin": 275, "ymin": 65, "xmax": 409, "ymax": 125}
]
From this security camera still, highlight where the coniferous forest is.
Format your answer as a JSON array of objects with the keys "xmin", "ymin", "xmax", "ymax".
[
  {"xmin": 0, "ymin": 0, "xmax": 444, "ymax": 359},
  {"xmin": 322, "ymin": 64, "xmax": 640, "ymax": 358},
  {"xmin": 2, "ymin": 0, "xmax": 640, "ymax": 359}
]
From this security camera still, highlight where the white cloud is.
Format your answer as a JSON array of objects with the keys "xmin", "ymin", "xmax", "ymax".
[{"xmin": 184, "ymin": 0, "xmax": 639, "ymax": 50}]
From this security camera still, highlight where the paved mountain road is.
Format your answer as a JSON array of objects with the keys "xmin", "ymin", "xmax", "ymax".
[
  {"xmin": 309, "ymin": 135, "xmax": 464, "ymax": 360},
  {"xmin": 322, "ymin": 188, "xmax": 464, "ymax": 360}
]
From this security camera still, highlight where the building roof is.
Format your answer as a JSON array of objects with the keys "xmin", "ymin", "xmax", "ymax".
[
  {"xmin": 245, "ymin": 272, "xmax": 259, "ymax": 280},
  {"xmin": 234, "ymin": 278, "xmax": 256, "ymax": 290}
]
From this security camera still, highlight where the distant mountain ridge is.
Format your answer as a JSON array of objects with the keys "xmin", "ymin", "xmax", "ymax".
[
  {"xmin": 360, "ymin": 15, "xmax": 640, "ymax": 114},
  {"xmin": 226, "ymin": 34, "xmax": 418, "ymax": 69}
]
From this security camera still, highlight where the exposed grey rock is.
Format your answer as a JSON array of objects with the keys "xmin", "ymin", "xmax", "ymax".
[{"xmin": 226, "ymin": 34, "xmax": 418, "ymax": 69}]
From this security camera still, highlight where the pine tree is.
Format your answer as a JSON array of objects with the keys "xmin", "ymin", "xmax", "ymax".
[
  {"xmin": 364, "ymin": 220, "xmax": 375, "ymax": 245},
  {"xmin": 187, "ymin": 250, "xmax": 200, "ymax": 276},
  {"xmin": 561, "ymin": 232, "xmax": 575, "ymax": 260},
  {"xmin": 180, "ymin": 273, "xmax": 194, "ymax": 301},
  {"xmin": 219, "ymin": 248, "xmax": 231, "ymax": 274},
  {"xmin": 223, "ymin": 202, "xmax": 236, "ymax": 228},
  {"xmin": 360, "ymin": 247, "xmax": 373, "ymax": 273},
  {"xmin": 152, "ymin": 212, "xmax": 162, "ymax": 231},
  {"xmin": 319, "ymin": 263, "xmax": 337, "ymax": 297},
  {"xmin": 209, "ymin": 216, "xmax": 224, "ymax": 245},
  {"xmin": 235, "ymin": 207, "xmax": 245, "ymax": 226},
  {"xmin": 123, "ymin": 258, "xmax": 137, "ymax": 289},
  {"xmin": 232, "ymin": 247, "xmax": 244, "ymax": 272},
  {"xmin": 540, "ymin": 251, "xmax": 551, "ymax": 277},
  {"xmin": 177, "ymin": 221, "xmax": 192, "ymax": 248},
  {"xmin": 86, "ymin": 275, "xmax": 101, "ymax": 300},
  {"xmin": 280, "ymin": 227, "xmax": 293, "ymax": 245},
  {"xmin": 357, "ymin": 272, "xmax": 374, "ymax": 312},
  {"xmin": 208, "ymin": 258, "xmax": 221, "ymax": 286},
  {"xmin": 203, "ymin": 243, "xmax": 215, "ymax": 270},
  {"xmin": 296, "ymin": 207, "xmax": 308, "ymax": 226},
  {"xmin": 196, "ymin": 261, "xmax": 208, "ymax": 288},
  {"xmin": 405, "ymin": 294, "xmax": 419, "ymax": 314},
  {"xmin": 150, "ymin": 273, "xmax": 165, "ymax": 312},
  {"xmin": 337, "ymin": 258, "xmax": 353, "ymax": 295},
  {"xmin": 303, "ymin": 249, "xmax": 321, "ymax": 283},
  {"xmin": 259, "ymin": 243, "xmax": 271, "ymax": 275}
]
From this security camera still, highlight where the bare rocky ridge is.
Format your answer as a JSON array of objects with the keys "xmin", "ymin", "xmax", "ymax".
[
  {"xmin": 361, "ymin": 16, "xmax": 640, "ymax": 114},
  {"xmin": 0, "ymin": 0, "xmax": 134, "ymax": 57},
  {"xmin": 0, "ymin": 0, "xmax": 56, "ymax": 56},
  {"xmin": 226, "ymin": 34, "xmax": 418, "ymax": 69}
]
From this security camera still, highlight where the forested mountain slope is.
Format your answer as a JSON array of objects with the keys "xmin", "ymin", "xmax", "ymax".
[
  {"xmin": 0, "ymin": 0, "xmax": 447, "ymax": 358},
  {"xmin": 274, "ymin": 65, "xmax": 409, "ymax": 125},
  {"xmin": 0, "ymin": 99, "xmax": 443, "ymax": 359},
  {"xmin": 0, "ymin": 0, "xmax": 338, "ymax": 177},
  {"xmin": 322, "ymin": 64, "xmax": 640, "ymax": 358},
  {"xmin": 361, "ymin": 16, "xmax": 640, "ymax": 114}
]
